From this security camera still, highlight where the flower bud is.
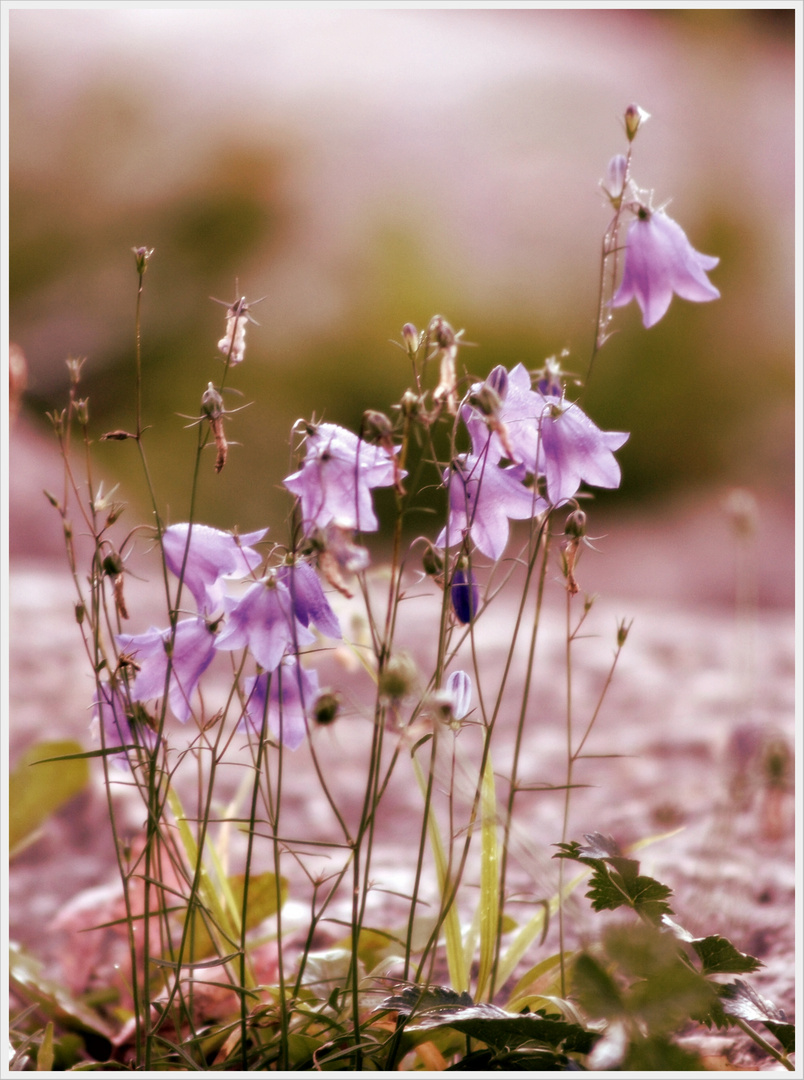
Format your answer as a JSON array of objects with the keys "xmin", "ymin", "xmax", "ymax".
[
  {"xmin": 201, "ymin": 382, "xmax": 224, "ymax": 420},
  {"xmin": 486, "ymin": 365, "xmax": 509, "ymax": 400},
  {"xmin": 564, "ymin": 509, "xmax": 587, "ymax": 539},
  {"xmin": 429, "ymin": 314, "xmax": 457, "ymax": 351},
  {"xmin": 312, "ymin": 690, "xmax": 342, "ymax": 726},
  {"xmin": 617, "ymin": 619, "xmax": 632, "ymax": 648},
  {"xmin": 75, "ymin": 398, "xmax": 89, "ymax": 426},
  {"xmin": 399, "ymin": 390, "xmax": 422, "ymax": 418},
  {"xmin": 102, "ymin": 550, "xmax": 124, "ymax": 578},
  {"xmin": 402, "ymin": 322, "xmax": 419, "ymax": 355},
  {"xmin": 75, "ymin": 602, "xmax": 85, "ymax": 625},
  {"xmin": 361, "ymin": 410, "xmax": 394, "ymax": 444},
  {"xmin": 624, "ymin": 103, "xmax": 650, "ymax": 142},
  {"xmin": 43, "ymin": 489, "xmax": 60, "ymax": 509},
  {"xmin": 132, "ymin": 246, "xmax": 154, "ymax": 274},
  {"xmin": 603, "ymin": 154, "xmax": 628, "ymax": 206},
  {"xmin": 468, "ymin": 383, "xmax": 502, "ymax": 419},
  {"xmin": 379, "ymin": 652, "xmax": 418, "ymax": 703},
  {"xmin": 422, "ymin": 542, "xmax": 444, "ymax": 579},
  {"xmin": 445, "ymin": 670, "xmax": 472, "ymax": 721},
  {"xmin": 451, "ymin": 564, "xmax": 479, "ymax": 625}
]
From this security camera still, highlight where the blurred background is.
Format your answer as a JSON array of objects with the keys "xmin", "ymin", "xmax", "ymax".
[{"xmin": 8, "ymin": 6, "xmax": 796, "ymax": 602}]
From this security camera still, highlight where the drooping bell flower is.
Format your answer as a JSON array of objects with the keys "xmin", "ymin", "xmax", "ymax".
[
  {"xmin": 116, "ymin": 618, "xmax": 217, "ymax": 723},
  {"xmin": 283, "ymin": 422, "xmax": 401, "ymax": 535},
  {"xmin": 437, "ymin": 454, "xmax": 547, "ymax": 561},
  {"xmin": 214, "ymin": 576, "xmax": 315, "ymax": 672},
  {"xmin": 539, "ymin": 397, "xmax": 629, "ymax": 507},
  {"xmin": 611, "ymin": 207, "xmax": 720, "ymax": 328},
  {"xmin": 276, "ymin": 560, "xmax": 342, "ymax": 640},
  {"xmin": 162, "ymin": 523, "xmax": 267, "ymax": 615},
  {"xmin": 241, "ymin": 660, "xmax": 320, "ymax": 750}
]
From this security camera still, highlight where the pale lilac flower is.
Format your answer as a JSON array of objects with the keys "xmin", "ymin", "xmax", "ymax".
[
  {"xmin": 116, "ymin": 618, "xmax": 216, "ymax": 723},
  {"xmin": 241, "ymin": 660, "xmax": 320, "ymax": 750},
  {"xmin": 539, "ymin": 398, "xmax": 629, "ymax": 507},
  {"xmin": 162, "ymin": 523, "xmax": 267, "ymax": 615},
  {"xmin": 276, "ymin": 561, "xmax": 342, "ymax": 640},
  {"xmin": 283, "ymin": 422, "xmax": 400, "ymax": 535},
  {"xmin": 214, "ymin": 577, "xmax": 315, "ymax": 671},
  {"xmin": 445, "ymin": 670, "xmax": 472, "ymax": 720},
  {"xmin": 463, "ymin": 363, "xmax": 545, "ymax": 471},
  {"xmin": 611, "ymin": 208, "xmax": 720, "ymax": 328},
  {"xmin": 91, "ymin": 682, "xmax": 156, "ymax": 768},
  {"xmin": 437, "ymin": 454, "xmax": 547, "ymax": 561}
]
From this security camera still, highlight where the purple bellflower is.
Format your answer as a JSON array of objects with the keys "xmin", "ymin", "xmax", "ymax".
[
  {"xmin": 241, "ymin": 660, "xmax": 320, "ymax": 750},
  {"xmin": 611, "ymin": 208, "xmax": 720, "ymax": 328},
  {"xmin": 539, "ymin": 397, "xmax": 629, "ymax": 507},
  {"xmin": 91, "ymin": 681, "xmax": 157, "ymax": 768},
  {"xmin": 116, "ymin": 618, "xmax": 216, "ymax": 723},
  {"xmin": 464, "ymin": 363, "xmax": 545, "ymax": 472},
  {"xmin": 283, "ymin": 422, "xmax": 401, "ymax": 535},
  {"xmin": 276, "ymin": 560, "xmax": 342, "ymax": 640},
  {"xmin": 162, "ymin": 523, "xmax": 267, "ymax": 615},
  {"xmin": 214, "ymin": 576, "xmax": 315, "ymax": 672},
  {"xmin": 437, "ymin": 454, "xmax": 547, "ymax": 561}
]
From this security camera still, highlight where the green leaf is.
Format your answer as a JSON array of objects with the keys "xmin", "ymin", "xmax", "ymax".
[
  {"xmin": 173, "ymin": 870, "xmax": 287, "ymax": 962},
  {"xmin": 382, "ymin": 987, "xmax": 597, "ymax": 1054},
  {"xmin": 36, "ymin": 1022, "xmax": 54, "ymax": 1072},
  {"xmin": 476, "ymin": 753, "xmax": 500, "ymax": 1000},
  {"xmin": 554, "ymin": 835, "xmax": 674, "ymax": 924},
  {"xmin": 10, "ymin": 740, "xmax": 89, "ymax": 854},
  {"xmin": 764, "ymin": 1021, "xmax": 795, "ymax": 1054},
  {"xmin": 692, "ymin": 935, "xmax": 762, "ymax": 976},
  {"xmin": 8, "ymin": 943, "xmax": 115, "ymax": 1041},
  {"xmin": 570, "ymin": 953, "xmax": 625, "ymax": 1021},
  {"xmin": 623, "ymin": 1035, "xmax": 705, "ymax": 1071}
]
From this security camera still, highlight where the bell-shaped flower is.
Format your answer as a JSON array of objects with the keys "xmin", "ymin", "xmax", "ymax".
[
  {"xmin": 463, "ymin": 363, "xmax": 545, "ymax": 472},
  {"xmin": 283, "ymin": 422, "xmax": 401, "ymax": 535},
  {"xmin": 241, "ymin": 660, "xmax": 320, "ymax": 750},
  {"xmin": 539, "ymin": 398, "xmax": 629, "ymax": 506},
  {"xmin": 91, "ymin": 682, "xmax": 157, "ymax": 768},
  {"xmin": 437, "ymin": 454, "xmax": 547, "ymax": 561},
  {"xmin": 162, "ymin": 523, "xmax": 267, "ymax": 615},
  {"xmin": 214, "ymin": 576, "xmax": 315, "ymax": 672},
  {"xmin": 116, "ymin": 618, "xmax": 217, "ymax": 723},
  {"xmin": 611, "ymin": 208, "xmax": 720, "ymax": 328},
  {"xmin": 276, "ymin": 560, "xmax": 342, "ymax": 640}
]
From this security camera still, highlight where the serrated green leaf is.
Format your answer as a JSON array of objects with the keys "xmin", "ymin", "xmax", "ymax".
[
  {"xmin": 763, "ymin": 1021, "xmax": 795, "ymax": 1054},
  {"xmin": 571, "ymin": 952, "xmax": 625, "ymax": 1021},
  {"xmin": 692, "ymin": 935, "xmax": 762, "ymax": 976},
  {"xmin": 10, "ymin": 740, "xmax": 89, "ymax": 853},
  {"xmin": 382, "ymin": 990, "xmax": 597, "ymax": 1054}
]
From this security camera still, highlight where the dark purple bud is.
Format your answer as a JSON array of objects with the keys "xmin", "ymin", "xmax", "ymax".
[
  {"xmin": 451, "ymin": 566, "xmax": 479, "ymax": 625},
  {"xmin": 486, "ymin": 365, "xmax": 509, "ymax": 401}
]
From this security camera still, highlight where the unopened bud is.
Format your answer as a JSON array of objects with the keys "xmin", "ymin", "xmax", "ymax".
[
  {"xmin": 46, "ymin": 409, "xmax": 66, "ymax": 436},
  {"xmin": 75, "ymin": 398, "xmax": 89, "ymax": 426},
  {"xmin": 429, "ymin": 315, "xmax": 457, "ymax": 351},
  {"xmin": 469, "ymin": 383, "xmax": 502, "ymax": 418},
  {"xmin": 75, "ymin": 602, "xmax": 85, "ymax": 625},
  {"xmin": 624, "ymin": 103, "xmax": 650, "ymax": 142},
  {"xmin": 63, "ymin": 520, "xmax": 72, "ymax": 541},
  {"xmin": 102, "ymin": 551, "xmax": 124, "ymax": 578},
  {"xmin": 564, "ymin": 509, "xmax": 587, "ymax": 539},
  {"xmin": 617, "ymin": 619, "xmax": 632, "ymax": 648},
  {"xmin": 362, "ymin": 410, "xmax": 394, "ymax": 444},
  {"xmin": 422, "ymin": 542, "xmax": 444, "ymax": 579},
  {"xmin": 399, "ymin": 390, "xmax": 421, "ymax": 418},
  {"xmin": 201, "ymin": 382, "xmax": 224, "ymax": 420},
  {"xmin": 312, "ymin": 690, "xmax": 342, "ymax": 726},
  {"xmin": 43, "ymin": 489, "xmax": 60, "ymax": 509},
  {"xmin": 486, "ymin": 365, "xmax": 508, "ymax": 401},
  {"xmin": 603, "ymin": 154, "xmax": 628, "ymax": 206},
  {"xmin": 451, "ymin": 563, "xmax": 479, "ymax": 625},
  {"xmin": 379, "ymin": 652, "xmax": 418, "ymax": 703},
  {"xmin": 132, "ymin": 246, "xmax": 154, "ymax": 274},
  {"xmin": 402, "ymin": 323, "xmax": 419, "ymax": 355}
]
